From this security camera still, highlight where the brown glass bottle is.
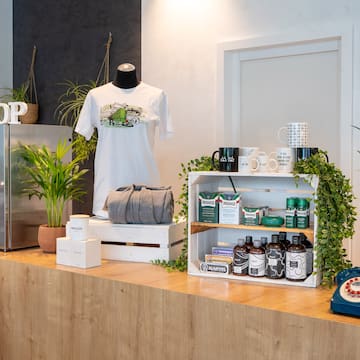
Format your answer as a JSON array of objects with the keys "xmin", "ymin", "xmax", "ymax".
[
  {"xmin": 286, "ymin": 235, "xmax": 307, "ymax": 281},
  {"xmin": 248, "ymin": 239, "xmax": 265, "ymax": 277},
  {"xmin": 279, "ymin": 231, "xmax": 291, "ymax": 250},
  {"xmin": 233, "ymin": 239, "xmax": 248, "ymax": 276},
  {"xmin": 261, "ymin": 236, "xmax": 268, "ymax": 248},
  {"xmin": 299, "ymin": 232, "xmax": 313, "ymax": 275},
  {"xmin": 245, "ymin": 235, "xmax": 253, "ymax": 252},
  {"xmin": 265, "ymin": 234, "xmax": 285, "ymax": 279}
]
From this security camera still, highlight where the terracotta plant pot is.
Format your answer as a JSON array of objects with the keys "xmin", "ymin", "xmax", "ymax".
[{"xmin": 38, "ymin": 224, "xmax": 66, "ymax": 253}]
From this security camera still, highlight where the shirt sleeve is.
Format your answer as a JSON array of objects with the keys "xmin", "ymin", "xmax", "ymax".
[
  {"xmin": 158, "ymin": 91, "xmax": 174, "ymax": 140},
  {"xmin": 75, "ymin": 91, "xmax": 95, "ymax": 141}
]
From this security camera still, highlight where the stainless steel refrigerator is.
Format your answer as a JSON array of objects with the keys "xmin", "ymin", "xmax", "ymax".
[{"xmin": 0, "ymin": 124, "xmax": 73, "ymax": 251}]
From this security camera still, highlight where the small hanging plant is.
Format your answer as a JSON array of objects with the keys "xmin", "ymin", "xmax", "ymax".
[
  {"xmin": 152, "ymin": 156, "xmax": 214, "ymax": 271},
  {"xmin": 55, "ymin": 80, "xmax": 98, "ymax": 161},
  {"xmin": 55, "ymin": 33, "xmax": 113, "ymax": 162},
  {"xmin": 293, "ymin": 150, "xmax": 356, "ymax": 287}
]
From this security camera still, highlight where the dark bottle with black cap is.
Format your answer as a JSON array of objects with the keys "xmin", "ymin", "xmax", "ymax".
[
  {"xmin": 261, "ymin": 236, "xmax": 268, "ymax": 248},
  {"xmin": 245, "ymin": 235, "xmax": 253, "ymax": 252},
  {"xmin": 286, "ymin": 235, "xmax": 307, "ymax": 281},
  {"xmin": 265, "ymin": 234, "xmax": 285, "ymax": 279},
  {"xmin": 279, "ymin": 231, "xmax": 291, "ymax": 250},
  {"xmin": 299, "ymin": 232, "xmax": 313, "ymax": 275}
]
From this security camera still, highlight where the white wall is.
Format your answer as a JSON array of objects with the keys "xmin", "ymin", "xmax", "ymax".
[
  {"xmin": 142, "ymin": 0, "xmax": 360, "ymax": 264},
  {"xmin": 0, "ymin": 0, "xmax": 13, "ymax": 94}
]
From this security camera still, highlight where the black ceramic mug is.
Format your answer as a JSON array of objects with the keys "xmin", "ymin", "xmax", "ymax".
[
  {"xmin": 295, "ymin": 147, "xmax": 329, "ymax": 162},
  {"xmin": 212, "ymin": 147, "xmax": 239, "ymax": 172}
]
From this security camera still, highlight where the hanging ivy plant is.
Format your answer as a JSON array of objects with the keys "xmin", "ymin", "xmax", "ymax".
[
  {"xmin": 293, "ymin": 150, "xmax": 356, "ymax": 287},
  {"xmin": 152, "ymin": 156, "xmax": 214, "ymax": 271}
]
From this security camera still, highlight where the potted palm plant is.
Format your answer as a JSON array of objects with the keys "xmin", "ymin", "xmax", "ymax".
[{"xmin": 17, "ymin": 137, "xmax": 88, "ymax": 253}]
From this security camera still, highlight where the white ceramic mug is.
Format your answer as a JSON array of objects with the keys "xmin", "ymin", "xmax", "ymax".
[
  {"xmin": 239, "ymin": 147, "xmax": 259, "ymax": 170},
  {"xmin": 271, "ymin": 148, "xmax": 295, "ymax": 173},
  {"xmin": 238, "ymin": 155, "xmax": 259, "ymax": 173},
  {"xmin": 278, "ymin": 122, "xmax": 309, "ymax": 148},
  {"xmin": 257, "ymin": 152, "xmax": 278, "ymax": 172}
]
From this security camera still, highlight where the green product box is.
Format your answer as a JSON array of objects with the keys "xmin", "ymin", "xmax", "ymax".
[
  {"xmin": 242, "ymin": 206, "xmax": 269, "ymax": 226},
  {"xmin": 198, "ymin": 192, "xmax": 219, "ymax": 223}
]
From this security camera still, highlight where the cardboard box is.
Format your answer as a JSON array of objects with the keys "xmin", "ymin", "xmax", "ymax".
[
  {"xmin": 198, "ymin": 192, "xmax": 219, "ymax": 223},
  {"xmin": 218, "ymin": 192, "xmax": 241, "ymax": 224},
  {"xmin": 242, "ymin": 206, "xmax": 269, "ymax": 226}
]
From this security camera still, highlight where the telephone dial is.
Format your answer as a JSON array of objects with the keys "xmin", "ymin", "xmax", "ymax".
[{"xmin": 331, "ymin": 267, "xmax": 360, "ymax": 317}]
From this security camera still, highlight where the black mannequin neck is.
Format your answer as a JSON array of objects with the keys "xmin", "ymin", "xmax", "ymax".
[{"xmin": 112, "ymin": 65, "xmax": 139, "ymax": 89}]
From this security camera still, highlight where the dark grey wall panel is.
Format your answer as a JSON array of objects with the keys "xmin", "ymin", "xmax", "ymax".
[
  {"xmin": 13, "ymin": 0, "xmax": 141, "ymax": 124},
  {"xmin": 13, "ymin": 0, "xmax": 141, "ymax": 215}
]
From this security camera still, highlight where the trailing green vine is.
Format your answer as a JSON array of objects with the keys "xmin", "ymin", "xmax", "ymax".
[
  {"xmin": 152, "ymin": 156, "xmax": 214, "ymax": 271},
  {"xmin": 293, "ymin": 150, "xmax": 356, "ymax": 287}
]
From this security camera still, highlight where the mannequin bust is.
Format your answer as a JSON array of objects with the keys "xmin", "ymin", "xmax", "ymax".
[{"xmin": 112, "ymin": 63, "xmax": 139, "ymax": 89}]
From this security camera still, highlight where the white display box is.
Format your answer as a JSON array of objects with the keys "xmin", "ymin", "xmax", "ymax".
[
  {"xmin": 88, "ymin": 218, "xmax": 186, "ymax": 263},
  {"xmin": 56, "ymin": 236, "xmax": 73, "ymax": 266},
  {"xmin": 56, "ymin": 237, "xmax": 101, "ymax": 269}
]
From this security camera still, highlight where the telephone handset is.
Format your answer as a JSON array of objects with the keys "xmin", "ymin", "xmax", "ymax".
[{"xmin": 331, "ymin": 267, "xmax": 360, "ymax": 317}]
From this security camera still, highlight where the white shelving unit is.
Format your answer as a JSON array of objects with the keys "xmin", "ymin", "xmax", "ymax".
[{"xmin": 187, "ymin": 171, "xmax": 321, "ymax": 288}]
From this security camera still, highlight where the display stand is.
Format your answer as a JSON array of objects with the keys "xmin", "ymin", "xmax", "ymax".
[{"xmin": 187, "ymin": 171, "xmax": 321, "ymax": 288}]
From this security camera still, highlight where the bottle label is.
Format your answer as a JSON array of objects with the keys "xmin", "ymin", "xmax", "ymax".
[
  {"xmin": 249, "ymin": 253, "xmax": 265, "ymax": 276},
  {"xmin": 286, "ymin": 252, "xmax": 306, "ymax": 280},
  {"xmin": 266, "ymin": 249, "xmax": 285, "ymax": 278},
  {"xmin": 233, "ymin": 250, "xmax": 249, "ymax": 275},
  {"xmin": 297, "ymin": 216, "xmax": 309, "ymax": 229},
  {"xmin": 285, "ymin": 216, "xmax": 297, "ymax": 228}
]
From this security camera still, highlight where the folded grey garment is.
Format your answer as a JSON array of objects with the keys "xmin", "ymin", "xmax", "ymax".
[{"xmin": 104, "ymin": 184, "xmax": 174, "ymax": 224}]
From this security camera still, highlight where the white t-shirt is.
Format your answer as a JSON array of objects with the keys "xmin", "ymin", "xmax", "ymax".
[{"xmin": 75, "ymin": 82, "xmax": 172, "ymax": 218}]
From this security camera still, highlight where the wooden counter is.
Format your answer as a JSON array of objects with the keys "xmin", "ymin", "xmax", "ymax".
[{"xmin": 0, "ymin": 249, "xmax": 359, "ymax": 360}]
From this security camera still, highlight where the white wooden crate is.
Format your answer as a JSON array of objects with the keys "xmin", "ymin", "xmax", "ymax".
[
  {"xmin": 88, "ymin": 218, "xmax": 186, "ymax": 263},
  {"xmin": 188, "ymin": 172, "xmax": 321, "ymax": 288}
]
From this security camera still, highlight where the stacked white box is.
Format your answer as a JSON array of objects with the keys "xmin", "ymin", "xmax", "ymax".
[
  {"xmin": 56, "ymin": 237, "xmax": 101, "ymax": 268},
  {"xmin": 56, "ymin": 214, "xmax": 101, "ymax": 269}
]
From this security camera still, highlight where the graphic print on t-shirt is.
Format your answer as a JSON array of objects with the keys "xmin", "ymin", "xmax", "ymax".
[{"xmin": 100, "ymin": 103, "xmax": 145, "ymax": 128}]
